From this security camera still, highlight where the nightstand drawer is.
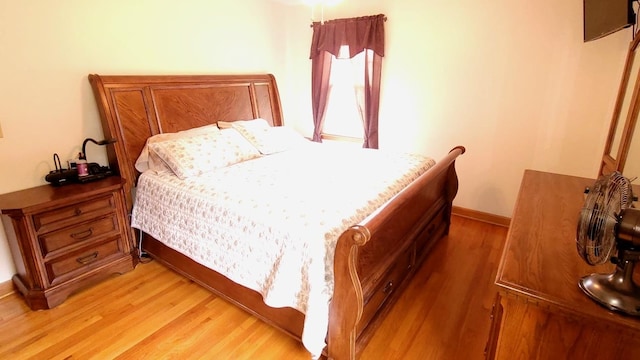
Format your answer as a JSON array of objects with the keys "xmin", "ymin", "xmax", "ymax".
[
  {"xmin": 46, "ymin": 239, "xmax": 121, "ymax": 284},
  {"xmin": 33, "ymin": 195, "xmax": 116, "ymax": 233},
  {"xmin": 38, "ymin": 215, "xmax": 120, "ymax": 257}
]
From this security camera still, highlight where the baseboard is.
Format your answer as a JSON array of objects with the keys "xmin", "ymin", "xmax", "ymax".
[
  {"xmin": 0, "ymin": 279, "xmax": 15, "ymax": 299},
  {"xmin": 452, "ymin": 206, "xmax": 511, "ymax": 227}
]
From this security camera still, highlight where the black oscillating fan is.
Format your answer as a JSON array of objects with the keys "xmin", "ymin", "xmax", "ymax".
[{"xmin": 576, "ymin": 171, "xmax": 640, "ymax": 315}]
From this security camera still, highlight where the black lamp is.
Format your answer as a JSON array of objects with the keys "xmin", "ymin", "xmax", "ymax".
[
  {"xmin": 80, "ymin": 138, "xmax": 117, "ymax": 161},
  {"xmin": 75, "ymin": 138, "xmax": 117, "ymax": 181}
]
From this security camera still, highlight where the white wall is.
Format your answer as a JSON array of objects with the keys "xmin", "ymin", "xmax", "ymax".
[
  {"xmin": 278, "ymin": 0, "xmax": 631, "ymax": 216},
  {"xmin": 0, "ymin": 0, "xmax": 631, "ymax": 282},
  {"xmin": 0, "ymin": 0, "xmax": 289, "ymax": 282}
]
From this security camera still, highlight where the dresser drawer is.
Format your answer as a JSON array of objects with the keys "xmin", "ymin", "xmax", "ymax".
[
  {"xmin": 33, "ymin": 195, "xmax": 116, "ymax": 233},
  {"xmin": 357, "ymin": 247, "xmax": 414, "ymax": 336},
  {"xmin": 46, "ymin": 239, "xmax": 121, "ymax": 284},
  {"xmin": 415, "ymin": 206, "xmax": 446, "ymax": 262},
  {"xmin": 38, "ymin": 215, "xmax": 120, "ymax": 257}
]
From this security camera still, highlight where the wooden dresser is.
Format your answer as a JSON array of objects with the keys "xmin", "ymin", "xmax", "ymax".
[
  {"xmin": 0, "ymin": 177, "xmax": 137, "ymax": 310},
  {"xmin": 487, "ymin": 170, "xmax": 640, "ymax": 359}
]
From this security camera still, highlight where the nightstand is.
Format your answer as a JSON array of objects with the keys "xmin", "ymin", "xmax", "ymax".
[{"xmin": 0, "ymin": 176, "xmax": 138, "ymax": 310}]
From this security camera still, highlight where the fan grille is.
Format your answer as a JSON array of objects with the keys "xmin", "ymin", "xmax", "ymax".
[{"xmin": 576, "ymin": 172, "xmax": 633, "ymax": 265}]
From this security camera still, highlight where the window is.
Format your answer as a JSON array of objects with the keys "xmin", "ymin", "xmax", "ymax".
[
  {"xmin": 310, "ymin": 14, "xmax": 385, "ymax": 148},
  {"xmin": 322, "ymin": 46, "xmax": 374, "ymax": 143}
]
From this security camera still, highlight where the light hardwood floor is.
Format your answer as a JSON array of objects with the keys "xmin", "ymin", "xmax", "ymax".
[{"xmin": 0, "ymin": 215, "xmax": 507, "ymax": 359}]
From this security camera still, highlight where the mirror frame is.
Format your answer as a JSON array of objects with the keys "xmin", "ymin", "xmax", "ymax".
[{"xmin": 600, "ymin": 35, "xmax": 640, "ymax": 176}]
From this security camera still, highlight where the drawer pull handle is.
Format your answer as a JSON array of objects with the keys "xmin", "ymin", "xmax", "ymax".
[
  {"xmin": 383, "ymin": 281, "xmax": 393, "ymax": 294},
  {"xmin": 76, "ymin": 252, "xmax": 99, "ymax": 265},
  {"xmin": 74, "ymin": 208, "xmax": 82, "ymax": 216},
  {"xmin": 70, "ymin": 228, "xmax": 93, "ymax": 240}
]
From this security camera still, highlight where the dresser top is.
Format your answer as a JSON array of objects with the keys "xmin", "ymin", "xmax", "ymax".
[{"xmin": 496, "ymin": 169, "xmax": 640, "ymax": 330}]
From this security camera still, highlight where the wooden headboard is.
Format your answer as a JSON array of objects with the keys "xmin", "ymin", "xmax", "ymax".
[{"xmin": 88, "ymin": 74, "xmax": 284, "ymax": 209}]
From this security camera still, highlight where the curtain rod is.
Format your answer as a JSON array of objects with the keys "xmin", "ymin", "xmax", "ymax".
[{"xmin": 310, "ymin": 15, "xmax": 387, "ymax": 27}]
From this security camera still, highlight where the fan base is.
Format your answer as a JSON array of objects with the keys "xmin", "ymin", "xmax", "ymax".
[{"xmin": 579, "ymin": 272, "xmax": 640, "ymax": 316}]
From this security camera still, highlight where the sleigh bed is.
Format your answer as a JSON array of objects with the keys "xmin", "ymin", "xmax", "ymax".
[{"xmin": 88, "ymin": 73, "xmax": 464, "ymax": 360}]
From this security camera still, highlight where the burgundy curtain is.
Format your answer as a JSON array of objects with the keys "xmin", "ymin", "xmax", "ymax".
[
  {"xmin": 362, "ymin": 50, "xmax": 382, "ymax": 148},
  {"xmin": 311, "ymin": 51, "xmax": 333, "ymax": 142},
  {"xmin": 310, "ymin": 14, "xmax": 385, "ymax": 148}
]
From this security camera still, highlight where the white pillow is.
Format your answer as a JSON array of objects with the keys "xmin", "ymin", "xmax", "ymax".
[
  {"xmin": 231, "ymin": 123, "xmax": 306, "ymax": 155},
  {"xmin": 148, "ymin": 129, "xmax": 260, "ymax": 179},
  {"xmin": 217, "ymin": 118, "xmax": 271, "ymax": 130},
  {"xmin": 135, "ymin": 124, "xmax": 220, "ymax": 173}
]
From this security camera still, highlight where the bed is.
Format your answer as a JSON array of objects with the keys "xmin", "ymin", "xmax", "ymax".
[{"xmin": 88, "ymin": 73, "xmax": 465, "ymax": 360}]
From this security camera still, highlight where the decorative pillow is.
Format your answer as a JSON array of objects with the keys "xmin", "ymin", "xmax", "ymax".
[
  {"xmin": 135, "ymin": 124, "xmax": 220, "ymax": 173},
  {"xmin": 219, "ymin": 128, "xmax": 264, "ymax": 162},
  {"xmin": 232, "ymin": 123, "xmax": 306, "ymax": 155},
  {"xmin": 148, "ymin": 129, "xmax": 260, "ymax": 179},
  {"xmin": 147, "ymin": 149, "xmax": 172, "ymax": 174},
  {"xmin": 217, "ymin": 118, "xmax": 271, "ymax": 130}
]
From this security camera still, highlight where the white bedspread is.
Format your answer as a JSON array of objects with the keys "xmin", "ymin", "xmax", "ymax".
[{"xmin": 131, "ymin": 142, "xmax": 435, "ymax": 357}]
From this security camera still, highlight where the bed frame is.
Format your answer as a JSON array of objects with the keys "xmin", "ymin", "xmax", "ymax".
[{"xmin": 88, "ymin": 73, "xmax": 465, "ymax": 359}]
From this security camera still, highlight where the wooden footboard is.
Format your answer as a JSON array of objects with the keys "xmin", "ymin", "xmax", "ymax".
[{"xmin": 328, "ymin": 146, "xmax": 464, "ymax": 359}]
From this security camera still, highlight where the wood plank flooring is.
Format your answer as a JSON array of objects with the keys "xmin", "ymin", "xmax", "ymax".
[{"xmin": 0, "ymin": 215, "xmax": 507, "ymax": 359}]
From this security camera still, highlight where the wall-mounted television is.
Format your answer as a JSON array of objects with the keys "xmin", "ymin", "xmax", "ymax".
[{"xmin": 584, "ymin": 0, "xmax": 636, "ymax": 42}]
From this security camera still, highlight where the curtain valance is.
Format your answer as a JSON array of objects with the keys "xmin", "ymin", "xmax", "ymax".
[{"xmin": 309, "ymin": 14, "xmax": 386, "ymax": 59}]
